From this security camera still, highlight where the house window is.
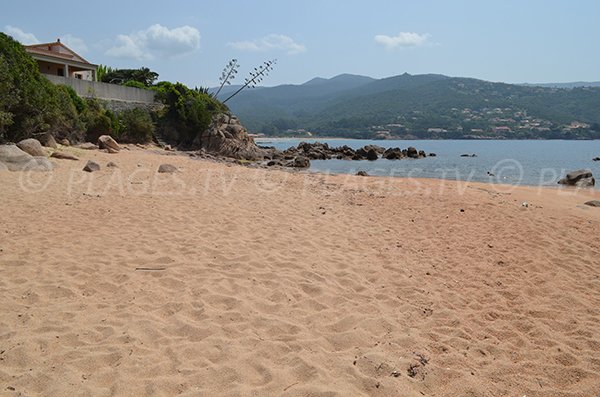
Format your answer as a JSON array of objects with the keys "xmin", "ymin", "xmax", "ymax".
[{"xmin": 57, "ymin": 68, "xmax": 64, "ymax": 76}]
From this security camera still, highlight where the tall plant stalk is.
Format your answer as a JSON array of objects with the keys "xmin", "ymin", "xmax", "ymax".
[{"xmin": 222, "ymin": 59, "xmax": 277, "ymax": 104}]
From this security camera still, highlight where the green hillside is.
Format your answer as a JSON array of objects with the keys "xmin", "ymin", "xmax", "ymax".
[{"xmin": 224, "ymin": 73, "xmax": 600, "ymax": 139}]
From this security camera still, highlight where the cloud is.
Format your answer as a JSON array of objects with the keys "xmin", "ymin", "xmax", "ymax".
[
  {"xmin": 60, "ymin": 34, "xmax": 88, "ymax": 54},
  {"xmin": 106, "ymin": 24, "xmax": 201, "ymax": 60},
  {"xmin": 375, "ymin": 32, "xmax": 430, "ymax": 49},
  {"xmin": 3, "ymin": 25, "xmax": 39, "ymax": 44},
  {"xmin": 228, "ymin": 34, "xmax": 306, "ymax": 55}
]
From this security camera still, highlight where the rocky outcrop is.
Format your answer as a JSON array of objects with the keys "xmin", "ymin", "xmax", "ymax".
[
  {"xmin": 16, "ymin": 138, "xmax": 46, "ymax": 157},
  {"xmin": 0, "ymin": 145, "xmax": 53, "ymax": 171},
  {"xmin": 191, "ymin": 113, "xmax": 264, "ymax": 160},
  {"xmin": 558, "ymin": 169, "xmax": 595, "ymax": 187},
  {"xmin": 282, "ymin": 142, "xmax": 428, "ymax": 162}
]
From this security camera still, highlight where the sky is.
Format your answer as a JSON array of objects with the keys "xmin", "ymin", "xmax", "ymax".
[{"xmin": 2, "ymin": 0, "xmax": 599, "ymax": 87}]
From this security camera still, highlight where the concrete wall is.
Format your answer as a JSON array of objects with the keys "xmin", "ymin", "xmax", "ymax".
[{"xmin": 45, "ymin": 75, "xmax": 156, "ymax": 104}]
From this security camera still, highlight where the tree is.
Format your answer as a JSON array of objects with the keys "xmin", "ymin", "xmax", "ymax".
[{"xmin": 100, "ymin": 67, "xmax": 159, "ymax": 86}]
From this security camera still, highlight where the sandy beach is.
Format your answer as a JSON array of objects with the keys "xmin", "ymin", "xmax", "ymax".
[{"xmin": 1, "ymin": 146, "xmax": 600, "ymax": 397}]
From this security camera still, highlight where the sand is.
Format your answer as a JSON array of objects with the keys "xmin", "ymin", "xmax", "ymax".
[{"xmin": 1, "ymin": 146, "xmax": 599, "ymax": 396}]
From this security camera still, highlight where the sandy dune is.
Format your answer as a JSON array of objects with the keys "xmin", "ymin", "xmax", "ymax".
[{"xmin": 1, "ymin": 147, "xmax": 600, "ymax": 396}]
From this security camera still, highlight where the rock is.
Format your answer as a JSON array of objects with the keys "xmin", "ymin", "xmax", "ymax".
[
  {"xmin": 593, "ymin": 157, "xmax": 600, "ymax": 161},
  {"xmin": 558, "ymin": 169, "xmax": 595, "ymax": 187},
  {"xmin": 29, "ymin": 157, "xmax": 54, "ymax": 171},
  {"xmin": 98, "ymin": 135, "xmax": 120, "ymax": 152},
  {"xmin": 105, "ymin": 146, "xmax": 119, "ymax": 154},
  {"xmin": 363, "ymin": 145, "xmax": 385, "ymax": 155},
  {"xmin": 356, "ymin": 171, "xmax": 369, "ymax": 176},
  {"xmin": 106, "ymin": 162, "xmax": 118, "ymax": 168},
  {"xmin": 461, "ymin": 153, "xmax": 477, "ymax": 157},
  {"xmin": 77, "ymin": 142, "xmax": 98, "ymax": 150},
  {"xmin": 191, "ymin": 112, "xmax": 265, "ymax": 160},
  {"xmin": 164, "ymin": 145, "xmax": 173, "ymax": 151},
  {"xmin": 407, "ymin": 146, "xmax": 419, "ymax": 159},
  {"xmin": 158, "ymin": 164, "xmax": 178, "ymax": 173},
  {"xmin": 584, "ymin": 200, "xmax": 600, "ymax": 207},
  {"xmin": 50, "ymin": 151, "xmax": 79, "ymax": 161},
  {"xmin": 383, "ymin": 148, "xmax": 404, "ymax": 160},
  {"xmin": 41, "ymin": 134, "xmax": 58, "ymax": 149},
  {"xmin": 418, "ymin": 150, "xmax": 427, "ymax": 158},
  {"xmin": 429, "ymin": 153, "xmax": 437, "ymax": 157},
  {"xmin": 16, "ymin": 138, "xmax": 46, "ymax": 157},
  {"xmin": 366, "ymin": 149, "xmax": 379, "ymax": 161},
  {"xmin": 0, "ymin": 162, "xmax": 7, "ymax": 172},
  {"xmin": 60, "ymin": 138, "xmax": 70, "ymax": 146},
  {"xmin": 0, "ymin": 144, "xmax": 53, "ymax": 171},
  {"xmin": 266, "ymin": 160, "xmax": 283, "ymax": 167},
  {"xmin": 83, "ymin": 160, "xmax": 100, "ymax": 172},
  {"xmin": 287, "ymin": 156, "xmax": 310, "ymax": 168}
]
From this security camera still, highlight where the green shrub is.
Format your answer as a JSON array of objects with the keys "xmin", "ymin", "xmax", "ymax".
[
  {"xmin": 117, "ymin": 108, "xmax": 154, "ymax": 143},
  {"xmin": 0, "ymin": 32, "xmax": 83, "ymax": 143},
  {"xmin": 153, "ymin": 81, "xmax": 227, "ymax": 146},
  {"xmin": 123, "ymin": 80, "xmax": 147, "ymax": 89}
]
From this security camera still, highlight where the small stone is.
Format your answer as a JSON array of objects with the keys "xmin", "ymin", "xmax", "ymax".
[
  {"xmin": 83, "ymin": 160, "xmax": 100, "ymax": 172},
  {"xmin": 584, "ymin": 200, "xmax": 600, "ymax": 207},
  {"xmin": 50, "ymin": 151, "xmax": 79, "ymax": 161},
  {"xmin": 77, "ymin": 142, "xmax": 98, "ymax": 150},
  {"xmin": 60, "ymin": 138, "xmax": 70, "ymax": 146},
  {"xmin": 106, "ymin": 162, "xmax": 118, "ymax": 168},
  {"xmin": 356, "ymin": 171, "xmax": 369, "ymax": 176},
  {"xmin": 158, "ymin": 164, "xmax": 178, "ymax": 173}
]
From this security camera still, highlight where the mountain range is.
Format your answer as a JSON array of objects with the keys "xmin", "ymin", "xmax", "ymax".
[{"xmin": 214, "ymin": 73, "xmax": 600, "ymax": 139}]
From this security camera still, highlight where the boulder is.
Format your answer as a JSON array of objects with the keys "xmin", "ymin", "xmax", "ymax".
[
  {"xmin": 366, "ymin": 149, "xmax": 379, "ymax": 161},
  {"xmin": 584, "ymin": 200, "xmax": 600, "ymax": 207},
  {"xmin": 407, "ymin": 147, "xmax": 419, "ymax": 159},
  {"xmin": 383, "ymin": 148, "xmax": 403, "ymax": 160},
  {"xmin": 41, "ymin": 134, "xmax": 58, "ymax": 149},
  {"xmin": 51, "ymin": 151, "xmax": 79, "ymax": 161},
  {"xmin": 0, "ymin": 145, "xmax": 52, "ymax": 171},
  {"xmin": 98, "ymin": 135, "xmax": 120, "ymax": 152},
  {"xmin": 83, "ymin": 160, "xmax": 100, "ymax": 172},
  {"xmin": 77, "ymin": 142, "xmax": 98, "ymax": 150},
  {"xmin": 418, "ymin": 150, "xmax": 427, "ymax": 158},
  {"xmin": 16, "ymin": 138, "xmax": 46, "ymax": 157},
  {"xmin": 191, "ymin": 113, "xmax": 265, "ymax": 160},
  {"xmin": 158, "ymin": 164, "xmax": 178, "ymax": 173},
  {"xmin": 288, "ymin": 156, "xmax": 310, "ymax": 168},
  {"xmin": 356, "ymin": 170, "xmax": 369, "ymax": 176},
  {"xmin": 0, "ymin": 145, "xmax": 33, "ymax": 171},
  {"xmin": 558, "ymin": 169, "xmax": 595, "ymax": 187},
  {"xmin": 363, "ymin": 145, "xmax": 385, "ymax": 155}
]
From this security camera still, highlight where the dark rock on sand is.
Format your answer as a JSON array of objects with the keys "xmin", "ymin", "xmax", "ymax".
[
  {"xmin": 288, "ymin": 156, "xmax": 310, "ymax": 168},
  {"xmin": 356, "ymin": 171, "xmax": 369, "ymax": 176},
  {"xmin": 558, "ymin": 169, "xmax": 595, "ymax": 187},
  {"xmin": 107, "ymin": 162, "xmax": 118, "ymax": 168},
  {"xmin": 83, "ymin": 160, "xmax": 100, "ymax": 172},
  {"xmin": 584, "ymin": 200, "xmax": 600, "ymax": 207},
  {"xmin": 41, "ymin": 134, "xmax": 58, "ymax": 149}
]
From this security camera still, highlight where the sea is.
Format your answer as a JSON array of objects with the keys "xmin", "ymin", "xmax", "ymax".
[{"xmin": 256, "ymin": 138, "xmax": 600, "ymax": 188}]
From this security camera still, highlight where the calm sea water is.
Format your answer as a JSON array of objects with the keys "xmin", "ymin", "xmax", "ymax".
[{"xmin": 256, "ymin": 138, "xmax": 600, "ymax": 188}]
